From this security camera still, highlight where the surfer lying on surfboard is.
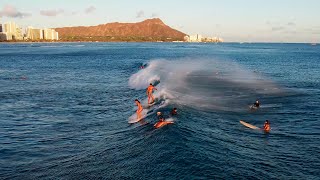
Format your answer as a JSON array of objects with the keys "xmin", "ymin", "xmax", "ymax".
[
  {"xmin": 135, "ymin": 99, "xmax": 143, "ymax": 120},
  {"xmin": 154, "ymin": 112, "xmax": 174, "ymax": 128}
]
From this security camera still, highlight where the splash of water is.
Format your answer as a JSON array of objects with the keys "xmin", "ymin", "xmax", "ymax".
[{"xmin": 129, "ymin": 59, "xmax": 284, "ymax": 112}]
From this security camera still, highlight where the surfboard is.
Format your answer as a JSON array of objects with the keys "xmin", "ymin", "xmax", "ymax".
[
  {"xmin": 148, "ymin": 101, "xmax": 156, "ymax": 107},
  {"xmin": 154, "ymin": 121, "xmax": 174, "ymax": 129},
  {"xmin": 128, "ymin": 109, "xmax": 149, "ymax": 124},
  {"xmin": 143, "ymin": 98, "xmax": 159, "ymax": 109},
  {"xmin": 249, "ymin": 105, "xmax": 258, "ymax": 110},
  {"xmin": 240, "ymin": 120, "xmax": 260, "ymax": 130}
]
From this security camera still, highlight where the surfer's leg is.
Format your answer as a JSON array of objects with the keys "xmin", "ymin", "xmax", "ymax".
[
  {"xmin": 136, "ymin": 111, "xmax": 139, "ymax": 119},
  {"xmin": 147, "ymin": 93, "xmax": 151, "ymax": 104},
  {"xmin": 137, "ymin": 108, "xmax": 143, "ymax": 119},
  {"xmin": 137, "ymin": 111, "xmax": 141, "ymax": 119}
]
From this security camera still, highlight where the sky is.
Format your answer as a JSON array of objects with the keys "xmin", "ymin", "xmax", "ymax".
[{"xmin": 0, "ymin": 0, "xmax": 319, "ymax": 42}]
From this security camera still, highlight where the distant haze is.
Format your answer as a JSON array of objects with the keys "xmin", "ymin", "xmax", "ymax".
[{"xmin": 0, "ymin": 0, "xmax": 319, "ymax": 43}]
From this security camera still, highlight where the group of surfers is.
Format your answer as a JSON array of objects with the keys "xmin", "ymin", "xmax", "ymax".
[
  {"xmin": 134, "ymin": 83, "xmax": 176, "ymax": 128},
  {"xmin": 251, "ymin": 100, "xmax": 271, "ymax": 132},
  {"xmin": 134, "ymin": 83, "xmax": 270, "ymax": 131}
]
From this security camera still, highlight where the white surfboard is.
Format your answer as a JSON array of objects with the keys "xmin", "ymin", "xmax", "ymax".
[
  {"xmin": 249, "ymin": 105, "xmax": 258, "ymax": 110},
  {"xmin": 240, "ymin": 120, "xmax": 260, "ymax": 130},
  {"xmin": 142, "ymin": 98, "xmax": 159, "ymax": 109},
  {"xmin": 128, "ymin": 109, "xmax": 150, "ymax": 124}
]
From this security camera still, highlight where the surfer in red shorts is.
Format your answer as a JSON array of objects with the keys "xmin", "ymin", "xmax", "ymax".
[
  {"xmin": 135, "ymin": 99, "xmax": 143, "ymax": 120},
  {"xmin": 146, "ymin": 83, "xmax": 157, "ymax": 104},
  {"xmin": 263, "ymin": 120, "xmax": 270, "ymax": 132}
]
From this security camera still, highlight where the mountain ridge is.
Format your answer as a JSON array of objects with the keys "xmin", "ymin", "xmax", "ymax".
[{"xmin": 54, "ymin": 18, "xmax": 186, "ymax": 41}]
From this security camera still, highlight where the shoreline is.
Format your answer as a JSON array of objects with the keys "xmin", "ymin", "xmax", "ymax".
[
  {"xmin": 0, "ymin": 41, "xmax": 317, "ymax": 44},
  {"xmin": 0, "ymin": 41, "xmax": 184, "ymax": 43}
]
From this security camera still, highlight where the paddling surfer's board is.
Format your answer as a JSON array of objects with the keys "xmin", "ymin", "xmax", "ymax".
[
  {"xmin": 240, "ymin": 120, "xmax": 260, "ymax": 130},
  {"xmin": 154, "ymin": 121, "xmax": 174, "ymax": 129},
  {"xmin": 249, "ymin": 105, "xmax": 258, "ymax": 110}
]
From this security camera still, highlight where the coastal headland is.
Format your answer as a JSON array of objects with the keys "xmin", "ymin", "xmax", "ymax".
[
  {"xmin": 55, "ymin": 18, "xmax": 186, "ymax": 42},
  {"xmin": 0, "ymin": 18, "xmax": 223, "ymax": 43}
]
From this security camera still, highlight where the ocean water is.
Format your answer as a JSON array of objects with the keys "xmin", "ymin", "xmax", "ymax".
[{"xmin": 0, "ymin": 42, "xmax": 319, "ymax": 179}]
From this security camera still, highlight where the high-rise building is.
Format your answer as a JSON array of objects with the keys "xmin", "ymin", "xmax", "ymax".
[
  {"xmin": 15, "ymin": 27, "xmax": 23, "ymax": 40},
  {"xmin": 3, "ymin": 22, "xmax": 17, "ymax": 33},
  {"xmin": 0, "ymin": 17, "xmax": 2, "ymax": 32},
  {"xmin": 43, "ymin": 29, "xmax": 53, "ymax": 40},
  {"xmin": 26, "ymin": 27, "xmax": 43, "ymax": 40},
  {"xmin": 0, "ymin": 32, "xmax": 12, "ymax": 41},
  {"xmin": 188, "ymin": 34, "xmax": 202, "ymax": 42},
  {"xmin": 26, "ymin": 26, "xmax": 33, "ymax": 39},
  {"xmin": 3, "ymin": 22, "xmax": 23, "ymax": 40},
  {"xmin": 55, "ymin": 32, "xmax": 59, "ymax": 40},
  {"xmin": 43, "ymin": 28, "xmax": 59, "ymax": 40}
]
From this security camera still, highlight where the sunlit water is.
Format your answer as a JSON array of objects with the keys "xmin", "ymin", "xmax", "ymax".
[{"xmin": 0, "ymin": 42, "xmax": 319, "ymax": 179}]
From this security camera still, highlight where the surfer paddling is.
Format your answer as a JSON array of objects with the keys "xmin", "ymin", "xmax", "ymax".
[
  {"xmin": 263, "ymin": 120, "xmax": 271, "ymax": 132},
  {"xmin": 170, "ymin": 108, "xmax": 178, "ymax": 116},
  {"xmin": 253, "ymin": 99, "xmax": 260, "ymax": 108},
  {"xmin": 146, "ymin": 83, "xmax": 157, "ymax": 104},
  {"xmin": 154, "ymin": 111, "xmax": 174, "ymax": 128},
  {"xmin": 250, "ymin": 99, "xmax": 260, "ymax": 110},
  {"xmin": 135, "ymin": 99, "xmax": 143, "ymax": 120},
  {"xmin": 157, "ymin": 112, "xmax": 165, "ymax": 122}
]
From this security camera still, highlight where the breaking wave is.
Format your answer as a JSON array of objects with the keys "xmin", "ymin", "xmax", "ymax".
[{"xmin": 129, "ymin": 58, "xmax": 285, "ymax": 112}]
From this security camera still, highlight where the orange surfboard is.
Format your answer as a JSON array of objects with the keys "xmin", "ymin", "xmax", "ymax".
[{"xmin": 154, "ymin": 121, "xmax": 174, "ymax": 129}]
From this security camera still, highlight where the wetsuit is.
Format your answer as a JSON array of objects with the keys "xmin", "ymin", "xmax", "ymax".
[{"xmin": 170, "ymin": 110, "xmax": 177, "ymax": 116}]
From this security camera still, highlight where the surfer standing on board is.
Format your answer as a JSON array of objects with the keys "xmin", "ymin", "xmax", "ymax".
[
  {"xmin": 146, "ymin": 83, "xmax": 157, "ymax": 104},
  {"xmin": 135, "ymin": 99, "xmax": 143, "ymax": 120},
  {"xmin": 263, "ymin": 120, "xmax": 270, "ymax": 132}
]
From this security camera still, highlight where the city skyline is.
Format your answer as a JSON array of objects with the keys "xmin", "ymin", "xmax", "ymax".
[
  {"xmin": 0, "ymin": 0, "xmax": 319, "ymax": 43},
  {"xmin": 0, "ymin": 21, "xmax": 59, "ymax": 41}
]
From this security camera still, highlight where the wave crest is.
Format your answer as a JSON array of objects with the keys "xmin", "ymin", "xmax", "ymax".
[{"xmin": 129, "ymin": 59, "xmax": 284, "ymax": 112}]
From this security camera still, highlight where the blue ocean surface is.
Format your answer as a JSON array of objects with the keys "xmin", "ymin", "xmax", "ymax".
[{"xmin": 0, "ymin": 42, "xmax": 319, "ymax": 179}]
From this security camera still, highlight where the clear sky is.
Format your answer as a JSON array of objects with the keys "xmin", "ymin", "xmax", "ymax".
[{"xmin": 0, "ymin": 0, "xmax": 319, "ymax": 42}]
